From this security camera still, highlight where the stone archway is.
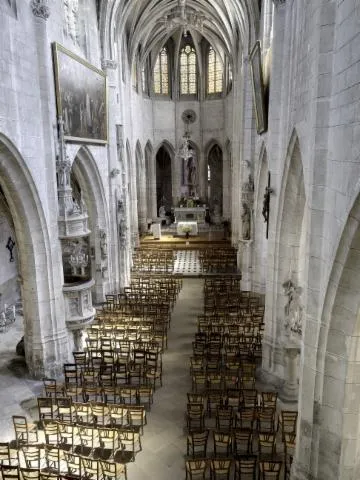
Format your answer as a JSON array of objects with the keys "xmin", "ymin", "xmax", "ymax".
[
  {"xmin": 71, "ymin": 146, "xmax": 111, "ymax": 303},
  {"xmin": 0, "ymin": 134, "xmax": 69, "ymax": 377},
  {"xmin": 303, "ymin": 191, "xmax": 360, "ymax": 480},
  {"xmin": 135, "ymin": 141, "xmax": 147, "ymax": 233},
  {"xmin": 207, "ymin": 144, "xmax": 223, "ymax": 217},
  {"xmin": 263, "ymin": 133, "xmax": 306, "ymax": 389},
  {"xmin": 145, "ymin": 140, "xmax": 155, "ymax": 220},
  {"xmin": 156, "ymin": 145, "xmax": 173, "ymax": 213}
]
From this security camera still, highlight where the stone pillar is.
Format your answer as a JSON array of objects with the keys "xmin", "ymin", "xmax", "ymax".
[
  {"xmin": 102, "ymin": 59, "xmax": 120, "ymax": 293},
  {"xmin": 240, "ymin": 240, "xmax": 253, "ymax": 290},
  {"xmin": 280, "ymin": 344, "xmax": 300, "ymax": 402},
  {"xmin": 26, "ymin": 0, "xmax": 71, "ymax": 378}
]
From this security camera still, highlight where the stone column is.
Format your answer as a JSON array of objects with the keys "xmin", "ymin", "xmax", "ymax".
[
  {"xmin": 239, "ymin": 239, "xmax": 253, "ymax": 290},
  {"xmin": 27, "ymin": 0, "xmax": 71, "ymax": 377},
  {"xmin": 280, "ymin": 344, "xmax": 300, "ymax": 402}
]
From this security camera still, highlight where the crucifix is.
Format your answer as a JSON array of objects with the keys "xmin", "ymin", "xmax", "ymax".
[
  {"xmin": 262, "ymin": 172, "xmax": 273, "ymax": 239},
  {"xmin": 6, "ymin": 237, "xmax": 16, "ymax": 262}
]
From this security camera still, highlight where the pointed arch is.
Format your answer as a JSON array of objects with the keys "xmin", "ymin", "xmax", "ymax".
[
  {"xmin": 264, "ymin": 129, "xmax": 306, "ymax": 374},
  {"xmin": 145, "ymin": 140, "xmax": 156, "ymax": 219},
  {"xmin": 207, "ymin": 142, "xmax": 223, "ymax": 216},
  {"xmin": 135, "ymin": 140, "xmax": 147, "ymax": 232},
  {"xmin": 71, "ymin": 146, "xmax": 111, "ymax": 301},
  {"xmin": 0, "ymin": 133, "xmax": 69, "ymax": 377},
  {"xmin": 302, "ymin": 185, "xmax": 360, "ymax": 479}
]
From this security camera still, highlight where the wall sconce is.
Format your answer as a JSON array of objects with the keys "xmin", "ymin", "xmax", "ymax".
[{"xmin": 6, "ymin": 237, "xmax": 15, "ymax": 262}]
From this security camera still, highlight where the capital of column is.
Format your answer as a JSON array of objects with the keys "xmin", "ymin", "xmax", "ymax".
[
  {"xmin": 30, "ymin": 0, "xmax": 50, "ymax": 20},
  {"xmin": 101, "ymin": 59, "xmax": 118, "ymax": 70}
]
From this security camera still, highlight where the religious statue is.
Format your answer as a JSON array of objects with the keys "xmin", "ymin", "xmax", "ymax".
[
  {"xmin": 262, "ymin": 187, "xmax": 270, "ymax": 222},
  {"xmin": 283, "ymin": 279, "xmax": 303, "ymax": 335},
  {"xmin": 158, "ymin": 205, "xmax": 166, "ymax": 218},
  {"xmin": 99, "ymin": 230, "xmax": 107, "ymax": 259},
  {"xmin": 186, "ymin": 156, "xmax": 197, "ymax": 185},
  {"xmin": 241, "ymin": 202, "xmax": 251, "ymax": 240}
]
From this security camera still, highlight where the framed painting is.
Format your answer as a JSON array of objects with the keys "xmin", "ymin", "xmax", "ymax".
[
  {"xmin": 249, "ymin": 40, "xmax": 267, "ymax": 135},
  {"xmin": 52, "ymin": 42, "xmax": 108, "ymax": 144}
]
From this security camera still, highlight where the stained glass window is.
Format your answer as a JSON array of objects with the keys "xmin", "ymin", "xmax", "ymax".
[
  {"xmin": 180, "ymin": 45, "xmax": 197, "ymax": 95},
  {"xmin": 153, "ymin": 48, "xmax": 169, "ymax": 95},
  {"xmin": 207, "ymin": 46, "xmax": 223, "ymax": 94}
]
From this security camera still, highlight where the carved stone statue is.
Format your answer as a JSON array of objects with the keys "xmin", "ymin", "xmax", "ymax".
[
  {"xmin": 283, "ymin": 279, "xmax": 303, "ymax": 335},
  {"xmin": 159, "ymin": 205, "xmax": 166, "ymax": 218},
  {"xmin": 99, "ymin": 230, "xmax": 107, "ymax": 259},
  {"xmin": 241, "ymin": 202, "xmax": 251, "ymax": 240}
]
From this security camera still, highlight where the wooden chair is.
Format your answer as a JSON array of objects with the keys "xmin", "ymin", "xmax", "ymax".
[
  {"xmin": 257, "ymin": 432, "xmax": 277, "ymax": 460},
  {"xmin": 99, "ymin": 459, "xmax": 127, "ymax": 480},
  {"xmin": 42, "ymin": 445, "xmax": 61, "ymax": 476},
  {"xmin": 209, "ymin": 458, "xmax": 232, "ymax": 480},
  {"xmin": 257, "ymin": 407, "xmax": 276, "ymax": 433},
  {"xmin": 235, "ymin": 408, "xmax": 256, "ymax": 431},
  {"xmin": 258, "ymin": 460, "xmax": 282, "ymax": 479},
  {"xmin": 233, "ymin": 429, "xmax": 253, "ymax": 456},
  {"xmin": 42, "ymin": 421, "xmax": 59, "ymax": 446},
  {"xmin": 117, "ymin": 428, "xmax": 142, "ymax": 462},
  {"xmin": 20, "ymin": 468, "xmax": 41, "ymax": 480},
  {"xmin": 18, "ymin": 445, "xmax": 42, "ymax": 469},
  {"xmin": 12, "ymin": 416, "xmax": 38, "ymax": 447},
  {"xmin": 185, "ymin": 459, "xmax": 207, "ymax": 480},
  {"xmin": 80, "ymin": 456, "xmax": 99, "ymax": 480},
  {"xmin": 260, "ymin": 392, "xmax": 278, "ymax": 410},
  {"xmin": 186, "ymin": 430, "xmax": 209, "ymax": 458},
  {"xmin": 127, "ymin": 406, "xmax": 147, "ymax": 434},
  {"xmin": 0, "ymin": 442, "xmax": 11, "ymax": 465},
  {"xmin": 186, "ymin": 403, "xmax": 205, "ymax": 432},
  {"xmin": 1, "ymin": 465, "xmax": 21, "ymax": 480},
  {"xmin": 234, "ymin": 455, "xmax": 257, "ymax": 480},
  {"xmin": 213, "ymin": 431, "xmax": 232, "ymax": 457},
  {"xmin": 278, "ymin": 411, "xmax": 298, "ymax": 441},
  {"xmin": 216, "ymin": 405, "xmax": 234, "ymax": 431}
]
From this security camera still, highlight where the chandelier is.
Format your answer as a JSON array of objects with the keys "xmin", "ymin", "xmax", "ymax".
[{"xmin": 162, "ymin": 0, "xmax": 205, "ymax": 35}]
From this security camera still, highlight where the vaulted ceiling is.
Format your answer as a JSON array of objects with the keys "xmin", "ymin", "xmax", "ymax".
[{"xmin": 100, "ymin": 0, "xmax": 260, "ymax": 69}]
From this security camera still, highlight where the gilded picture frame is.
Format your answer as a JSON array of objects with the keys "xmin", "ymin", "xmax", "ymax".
[
  {"xmin": 52, "ymin": 42, "xmax": 108, "ymax": 144},
  {"xmin": 249, "ymin": 41, "xmax": 267, "ymax": 135}
]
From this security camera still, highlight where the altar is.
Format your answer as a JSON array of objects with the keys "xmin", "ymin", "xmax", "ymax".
[
  {"xmin": 173, "ymin": 207, "xmax": 206, "ymax": 223},
  {"xmin": 177, "ymin": 221, "xmax": 198, "ymax": 236}
]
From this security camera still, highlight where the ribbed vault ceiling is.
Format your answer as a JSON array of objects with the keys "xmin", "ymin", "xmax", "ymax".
[{"xmin": 102, "ymin": 0, "xmax": 259, "ymax": 69}]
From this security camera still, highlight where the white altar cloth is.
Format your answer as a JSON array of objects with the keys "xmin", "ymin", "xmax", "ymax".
[{"xmin": 177, "ymin": 221, "xmax": 198, "ymax": 236}]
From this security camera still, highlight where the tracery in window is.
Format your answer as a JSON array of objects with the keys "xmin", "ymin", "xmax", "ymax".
[
  {"xmin": 207, "ymin": 46, "xmax": 223, "ymax": 94},
  {"xmin": 180, "ymin": 45, "xmax": 197, "ymax": 95},
  {"xmin": 153, "ymin": 48, "xmax": 169, "ymax": 95}
]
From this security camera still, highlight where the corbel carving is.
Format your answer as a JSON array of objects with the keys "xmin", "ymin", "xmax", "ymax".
[{"xmin": 30, "ymin": 0, "xmax": 50, "ymax": 19}]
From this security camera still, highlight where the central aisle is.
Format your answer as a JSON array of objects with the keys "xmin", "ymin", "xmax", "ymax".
[{"xmin": 127, "ymin": 278, "xmax": 203, "ymax": 479}]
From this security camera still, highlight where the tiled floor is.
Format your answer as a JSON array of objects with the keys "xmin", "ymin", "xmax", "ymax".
[{"xmin": 173, "ymin": 250, "xmax": 201, "ymax": 275}]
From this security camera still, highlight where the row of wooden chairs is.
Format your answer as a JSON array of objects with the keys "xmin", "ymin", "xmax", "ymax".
[
  {"xmin": 0, "ymin": 449, "xmax": 128, "ymax": 480},
  {"xmin": 185, "ymin": 456, "xmax": 283, "ymax": 480},
  {"xmin": 43, "ymin": 381, "xmax": 154, "ymax": 408},
  {"xmin": 38, "ymin": 401, "xmax": 147, "ymax": 433}
]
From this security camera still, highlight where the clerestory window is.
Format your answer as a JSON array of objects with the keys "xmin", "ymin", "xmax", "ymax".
[
  {"xmin": 153, "ymin": 47, "xmax": 169, "ymax": 95},
  {"xmin": 207, "ymin": 46, "xmax": 223, "ymax": 94},
  {"xmin": 180, "ymin": 45, "xmax": 197, "ymax": 95}
]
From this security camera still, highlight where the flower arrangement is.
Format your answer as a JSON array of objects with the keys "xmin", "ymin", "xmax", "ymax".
[{"xmin": 180, "ymin": 224, "xmax": 192, "ymax": 237}]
